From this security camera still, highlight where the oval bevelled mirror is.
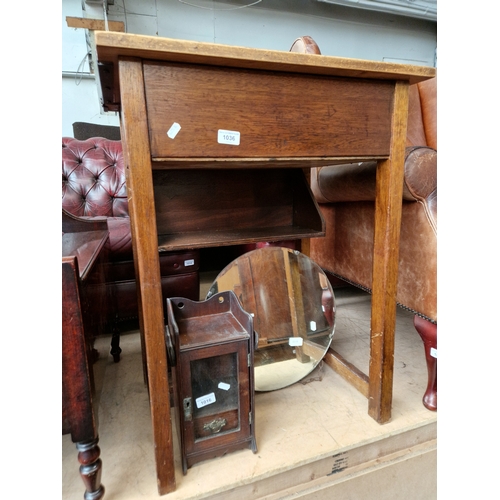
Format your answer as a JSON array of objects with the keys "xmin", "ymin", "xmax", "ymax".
[{"xmin": 206, "ymin": 247, "xmax": 336, "ymax": 391}]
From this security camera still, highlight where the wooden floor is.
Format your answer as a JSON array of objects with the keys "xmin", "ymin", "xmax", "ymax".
[{"xmin": 62, "ymin": 274, "xmax": 437, "ymax": 499}]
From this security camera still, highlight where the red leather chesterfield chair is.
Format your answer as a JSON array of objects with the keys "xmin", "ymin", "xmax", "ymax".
[
  {"xmin": 309, "ymin": 77, "xmax": 437, "ymax": 411},
  {"xmin": 62, "ymin": 137, "xmax": 200, "ymax": 361}
]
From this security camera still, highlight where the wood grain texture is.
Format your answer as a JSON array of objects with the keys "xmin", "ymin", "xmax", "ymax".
[
  {"xmin": 62, "ymin": 225, "xmax": 108, "ymax": 500},
  {"xmin": 62, "ymin": 256, "xmax": 97, "ymax": 441},
  {"xmin": 368, "ymin": 81, "xmax": 410, "ymax": 423},
  {"xmin": 144, "ymin": 62, "xmax": 393, "ymax": 159},
  {"xmin": 66, "ymin": 16, "xmax": 125, "ymax": 32},
  {"xmin": 105, "ymin": 34, "xmax": 435, "ymax": 447},
  {"xmin": 150, "ymin": 157, "xmax": 388, "ymax": 168},
  {"xmin": 118, "ymin": 58, "xmax": 176, "ymax": 495},
  {"xmin": 152, "ymin": 168, "xmax": 324, "ymax": 250},
  {"xmin": 167, "ymin": 292, "xmax": 255, "ymax": 472},
  {"xmin": 323, "ymin": 348, "xmax": 369, "ymax": 398},
  {"xmin": 95, "ymin": 32, "xmax": 436, "ymax": 113}
]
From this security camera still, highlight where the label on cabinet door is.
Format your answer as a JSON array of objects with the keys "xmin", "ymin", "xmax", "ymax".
[
  {"xmin": 289, "ymin": 337, "xmax": 303, "ymax": 347},
  {"xmin": 196, "ymin": 392, "xmax": 216, "ymax": 409},
  {"xmin": 218, "ymin": 129, "xmax": 240, "ymax": 146}
]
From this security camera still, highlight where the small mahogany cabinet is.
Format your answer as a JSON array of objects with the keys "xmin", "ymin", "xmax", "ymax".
[
  {"xmin": 165, "ymin": 291, "xmax": 256, "ymax": 474},
  {"xmin": 94, "ymin": 31, "xmax": 435, "ymax": 494}
]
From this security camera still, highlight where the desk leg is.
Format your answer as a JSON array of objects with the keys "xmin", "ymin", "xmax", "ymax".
[
  {"xmin": 119, "ymin": 57, "xmax": 176, "ymax": 494},
  {"xmin": 368, "ymin": 81, "xmax": 409, "ymax": 423}
]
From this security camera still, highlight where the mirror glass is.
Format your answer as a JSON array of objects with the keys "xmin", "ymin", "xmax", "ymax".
[{"xmin": 207, "ymin": 247, "xmax": 336, "ymax": 391}]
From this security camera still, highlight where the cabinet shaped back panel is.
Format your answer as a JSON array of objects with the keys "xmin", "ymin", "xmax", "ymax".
[{"xmin": 143, "ymin": 62, "xmax": 394, "ymax": 159}]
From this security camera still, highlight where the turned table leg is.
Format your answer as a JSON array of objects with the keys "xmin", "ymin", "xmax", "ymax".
[
  {"xmin": 76, "ymin": 437, "xmax": 105, "ymax": 500},
  {"xmin": 414, "ymin": 315, "xmax": 437, "ymax": 411}
]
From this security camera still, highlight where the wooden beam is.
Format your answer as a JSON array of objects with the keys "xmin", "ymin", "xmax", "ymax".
[
  {"xmin": 119, "ymin": 57, "xmax": 176, "ymax": 494},
  {"xmin": 323, "ymin": 349, "xmax": 369, "ymax": 398},
  {"xmin": 66, "ymin": 16, "xmax": 125, "ymax": 32},
  {"xmin": 368, "ymin": 80, "xmax": 409, "ymax": 423}
]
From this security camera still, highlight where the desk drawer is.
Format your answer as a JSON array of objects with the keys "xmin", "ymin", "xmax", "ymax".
[{"xmin": 144, "ymin": 62, "xmax": 393, "ymax": 161}]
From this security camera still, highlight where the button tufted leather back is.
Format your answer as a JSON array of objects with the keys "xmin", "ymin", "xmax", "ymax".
[{"xmin": 62, "ymin": 137, "xmax": 128, "ymax": 218}]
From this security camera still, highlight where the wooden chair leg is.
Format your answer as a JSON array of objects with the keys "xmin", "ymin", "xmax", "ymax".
[
  {"xmin": 110, "ymin": 326, "xmax": 122, "ymax": 363},
  {"xmin": 107, "ymin": 308, "xmax": 122, "ymax": 363},
  {"xmin": 413, "ymin": 315, "xmax": 437, "ymax": 411},
  {"xmin": 76, "ymin": 437, "xmax": 105, "ymax": 500}
]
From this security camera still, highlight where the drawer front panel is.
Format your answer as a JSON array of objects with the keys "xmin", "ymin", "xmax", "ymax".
[{"xmin": 144, "ymin": 62, "xmax": 394, "ymax": 159}]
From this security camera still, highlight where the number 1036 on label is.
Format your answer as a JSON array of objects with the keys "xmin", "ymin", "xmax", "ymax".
[{"xmin": 218, "ymin": 129, "xmax": 240, "ymax": 146}]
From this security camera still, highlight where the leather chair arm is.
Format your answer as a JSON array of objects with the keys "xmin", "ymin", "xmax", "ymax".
[
  {"xmin": 311, "ymin": 160, "xmax": 377, "ymax": 203},
  {"xmin": 311, "ymin": 146, "xmax": 436, "ymax": 206},
  {"xmin": 402, "ymin": 146, "xmax": 437, "ymax": 203}
]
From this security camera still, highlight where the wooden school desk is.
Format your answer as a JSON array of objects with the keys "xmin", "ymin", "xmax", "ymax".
[{"xmin": 94, "ymin": 31, "xmax": 435, "ymax": 494}]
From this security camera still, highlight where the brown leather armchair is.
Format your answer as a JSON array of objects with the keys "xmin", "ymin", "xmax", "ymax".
[
  {"xmin": 62, "ymin": 137, "xmax": 201, "ymax": 361},
  {"xmin": 309, "ymin": 77, "xmax": 437, "ymax": 411}
]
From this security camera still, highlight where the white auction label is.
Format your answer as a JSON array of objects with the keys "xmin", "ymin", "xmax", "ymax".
[
  {"xmin": 430, "ymin": 347, "xmax": 437, "ymax": 358},
  {"xmin": 167, "ymin": 122, "xmax": 181, "ymax": 139},
  {"xmin": 196, "ymin": 392, "xmax": 216, "ymax": 409},
  {"xmin": 289, "ymin": 337, "xmax": 303, "ymax": 347},
  {"xmin": 218, "ymin": 129, "xmax": 240, "ymax": 146},
  {"xmin": 184, "ymin": 259, "xmax": 195, "ymax": 267},
  {"xmin": 218, "ymin": 382, "xmax": 231, "ymax": 391}
]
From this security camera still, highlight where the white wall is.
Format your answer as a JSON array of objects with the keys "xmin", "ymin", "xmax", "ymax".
[
  {"xmin": 62, "ymin": 0, "xmax": 436, "ymax": 137},
  {"xmin": 62, "ymin": 0, "xmax": 121, "ymax": 136}
]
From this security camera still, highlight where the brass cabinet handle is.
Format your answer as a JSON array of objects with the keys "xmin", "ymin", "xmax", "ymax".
[{"xmin": 203, "ymin": 417, "xmax": 227, "ymax": 434}]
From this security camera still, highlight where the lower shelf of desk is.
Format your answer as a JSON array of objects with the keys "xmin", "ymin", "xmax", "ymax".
[
  {"xmin": 158, "ymin": 225, "xmax": 322, "ymax": 251},
  {"xmin": 153, "ymin": 168, "xmax": 325, "ymax": 250}
]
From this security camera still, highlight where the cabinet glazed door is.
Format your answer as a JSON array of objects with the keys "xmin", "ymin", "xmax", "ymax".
[{"xmin": 180, "ymin": 342, "xmax": 251, "ymax": 460}]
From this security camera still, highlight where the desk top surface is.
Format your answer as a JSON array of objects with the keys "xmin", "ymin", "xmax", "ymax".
[{"xmin": 95, "ymin": 31, "xmax": 435, "ymax": 109}]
